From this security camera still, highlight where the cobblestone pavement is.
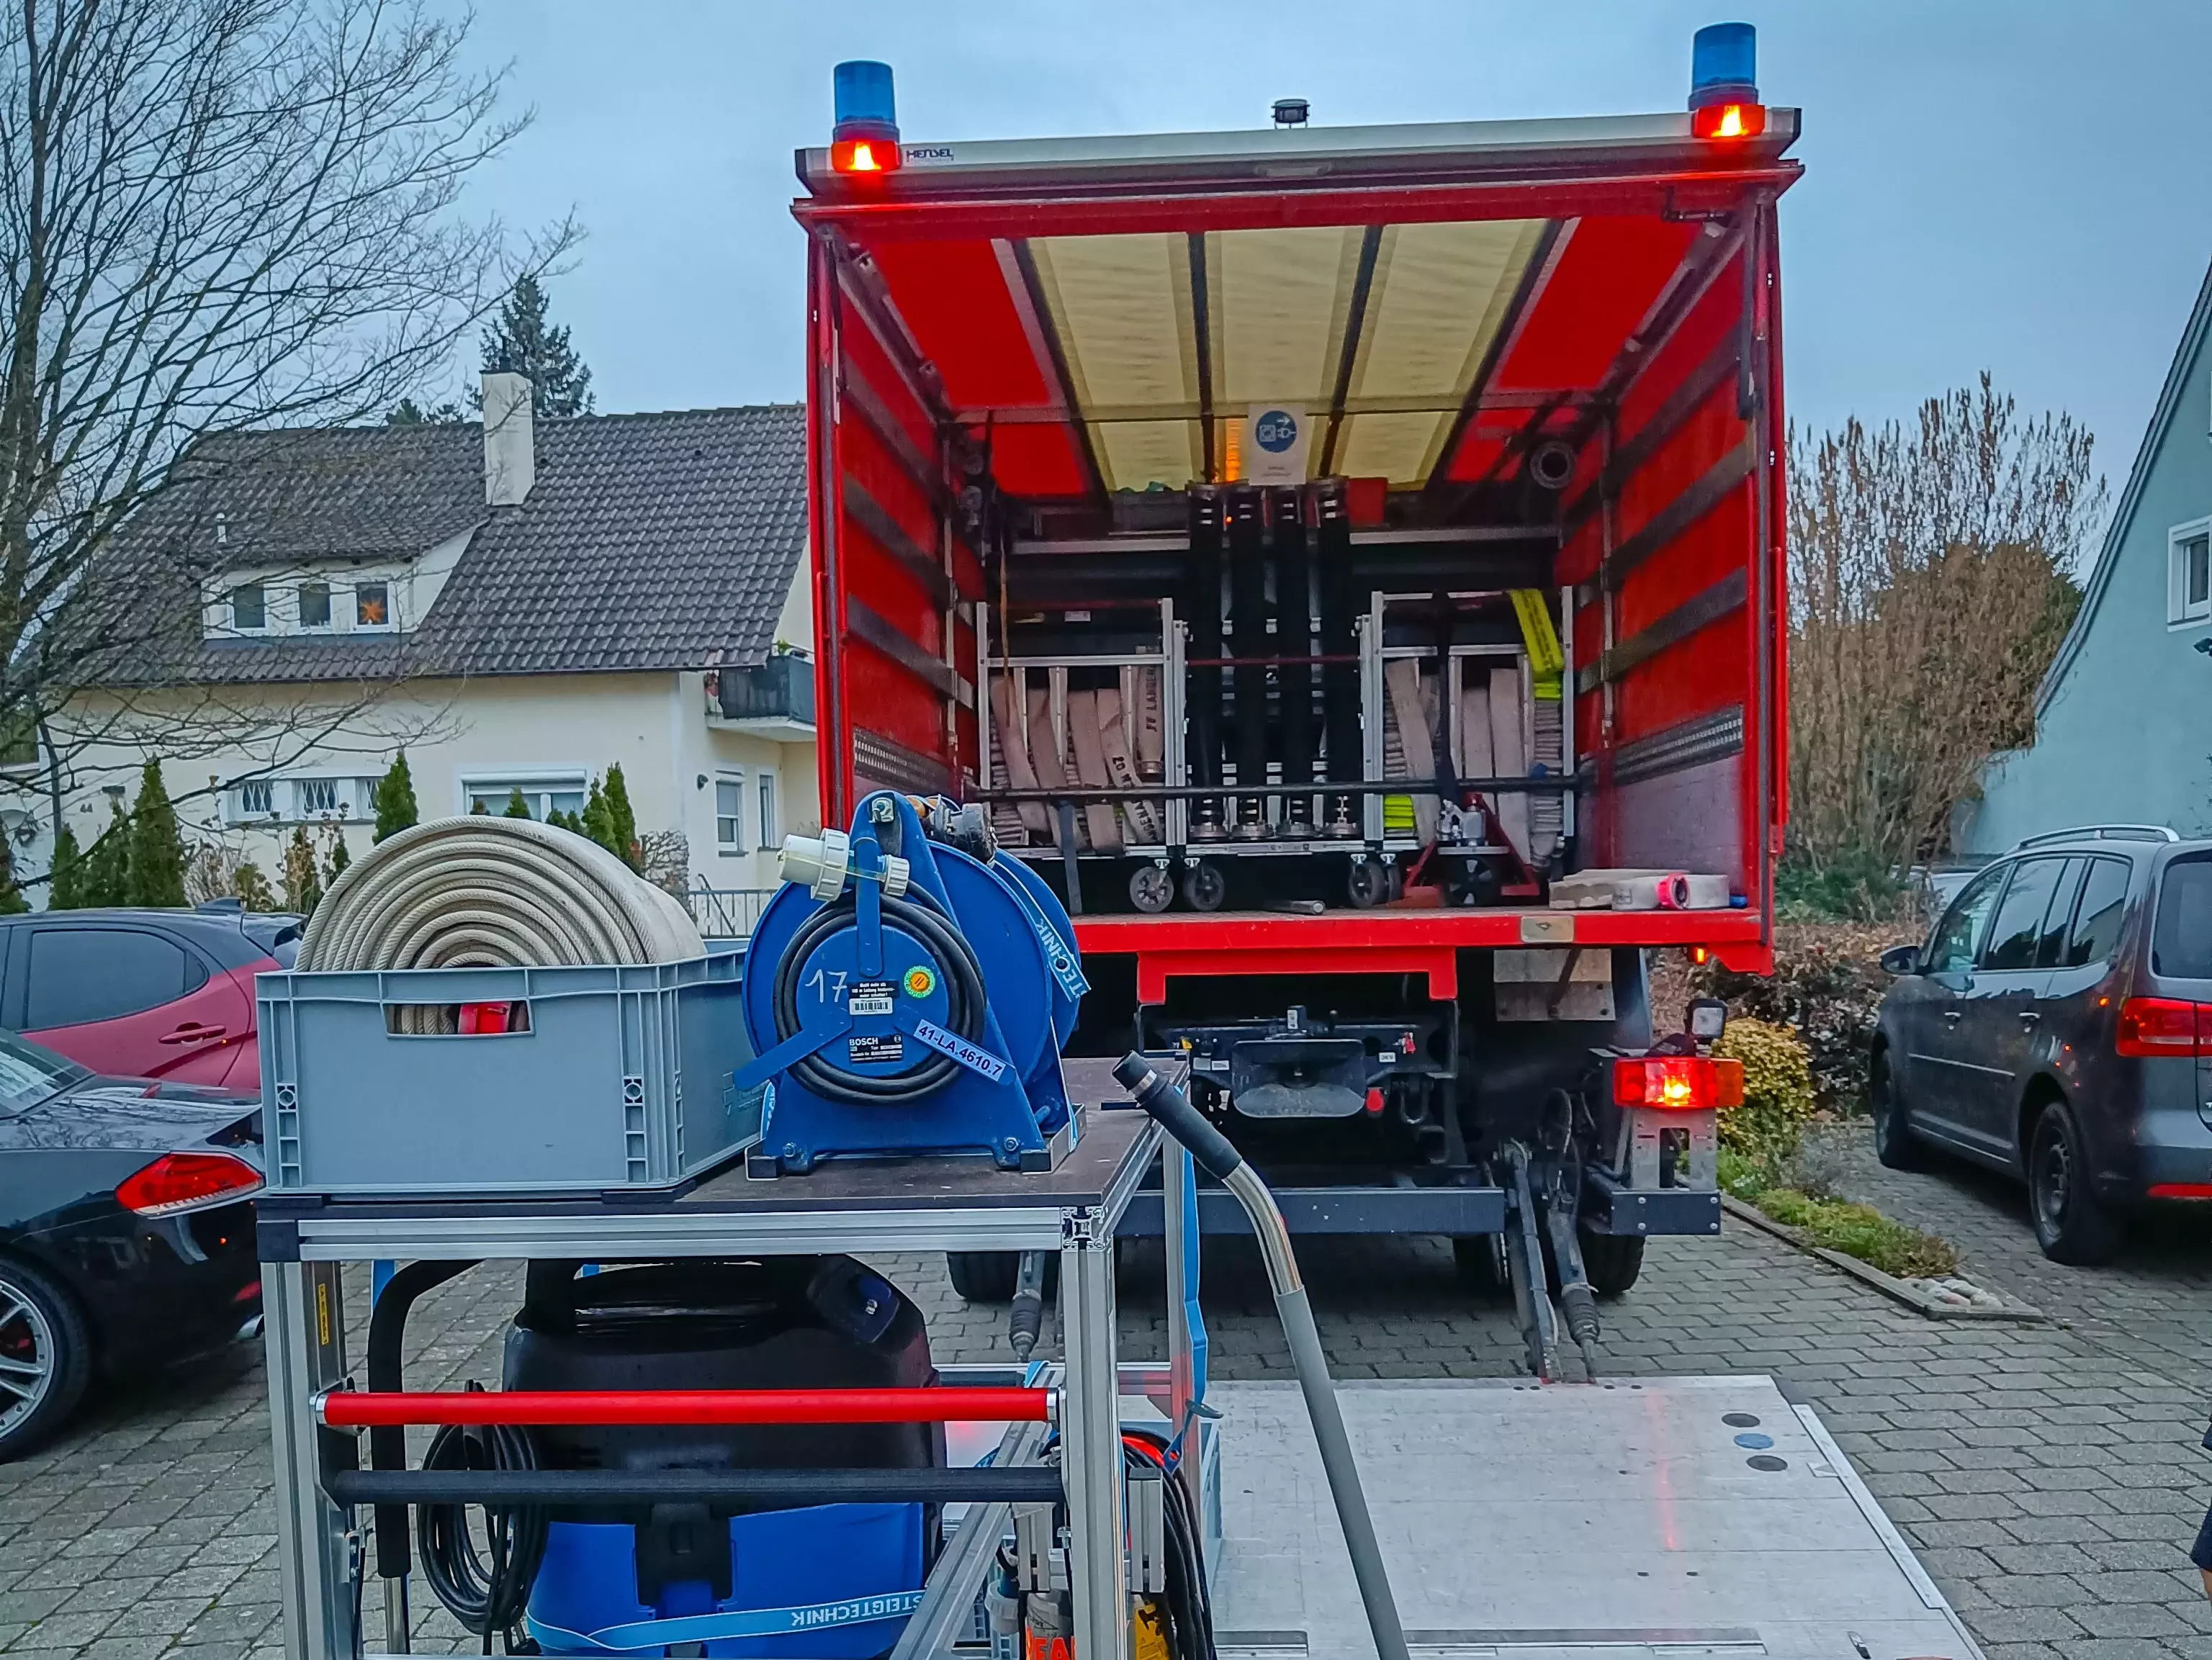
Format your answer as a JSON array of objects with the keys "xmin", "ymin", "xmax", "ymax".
[{"xmin": 1, "ymin": 1171, "xmax": 2209, "ymax": 1658}]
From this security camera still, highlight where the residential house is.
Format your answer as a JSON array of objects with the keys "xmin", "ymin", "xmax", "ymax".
[
  {"xmin": 24, "ymin": 374, "xmax": 817, "ymax": 911},
  {"xmin": 1964, "ymin": 261, "xmax": 2212, "ymax": 852}
]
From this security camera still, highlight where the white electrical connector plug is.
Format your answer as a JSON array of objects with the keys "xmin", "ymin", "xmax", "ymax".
[{"xmin": 778, "ymin": 828, "xmax": 911, "ymax": 900}]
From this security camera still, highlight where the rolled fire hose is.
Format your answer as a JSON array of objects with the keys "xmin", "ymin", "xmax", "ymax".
[
  {"xmin": 1114, "ymin": 1052, "xmax": 1412, "ymax": 1660},
  {"xmin": 299, "ymin": 818, "xmax": 703, "ymax": 1030}
]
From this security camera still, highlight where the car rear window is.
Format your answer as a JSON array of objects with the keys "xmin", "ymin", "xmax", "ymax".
[
  {"xmin": 2152, "ymin": 857, "xmax": 2212, "ymax": 979},
  {"xmin": 25, "ymin": 928, "xmax": 206, "ymax": 1029}
]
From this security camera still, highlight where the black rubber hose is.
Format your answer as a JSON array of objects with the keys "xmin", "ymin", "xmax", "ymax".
[
  {"xmin": 772, "ymin": 887, "xmax": 989, "ymax": 1105},
  {"xmin": 1114, "ymin": 1054, "xmax": 1243, "ymax": 1181},
  {"xmin": 365, "ymin": 1259, "xmax": 478, "ymax": 1586},
  {"xmin": 415, "ymin": 1409, "xmax": 547, "ymax": 1647}
]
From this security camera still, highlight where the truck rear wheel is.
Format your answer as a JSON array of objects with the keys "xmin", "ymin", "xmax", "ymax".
[
  {"xmin": 946, "ymin": 1252, "xmax": 1020, "ymax": 1302},
  {"xmin": 1452, "ymin": 1235, "xmax": 1506, "ymax": 1294},
  {"xmin": 1578, "ymin": 1232, "xmax": 1646, "ymax": 1296}
]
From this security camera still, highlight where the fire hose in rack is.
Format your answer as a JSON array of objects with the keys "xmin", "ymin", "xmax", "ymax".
[{"xmin": 299, "ymin": 817, "xmax": 702, "ymax": 1027}]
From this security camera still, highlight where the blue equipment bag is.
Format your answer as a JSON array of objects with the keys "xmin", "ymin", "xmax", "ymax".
[{"xmin": 526, "ymin": 1504, "xmax": 925, "ymax": 1656}]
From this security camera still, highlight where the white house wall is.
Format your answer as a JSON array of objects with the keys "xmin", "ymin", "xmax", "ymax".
[{"xmin": 32, "ymin": 671, "xmax": 817, "ymax": 905}]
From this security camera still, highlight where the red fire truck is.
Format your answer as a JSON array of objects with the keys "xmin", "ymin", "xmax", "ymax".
[{"xmin": 791, "ymin": 40, "xmax": 1796, "ymax": 1341}]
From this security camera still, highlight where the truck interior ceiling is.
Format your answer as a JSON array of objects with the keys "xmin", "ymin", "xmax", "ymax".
[{"xmin": 796, "ymin": 115, "xmax": 1795, "ymax": 955}]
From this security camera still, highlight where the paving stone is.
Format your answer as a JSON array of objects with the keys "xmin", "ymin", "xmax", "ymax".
[{"xmin": 11, "ymin": 1131, "xmax": 2212, "ymax": 1658}]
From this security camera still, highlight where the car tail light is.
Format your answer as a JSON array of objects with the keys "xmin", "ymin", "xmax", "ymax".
[
  {"xmin": 2114, "ymin": 997, "xmax": 2210, "ymax": 1057},
  {"xmin": 2148, "ymin": 1183, "xmax": 2212, "ymax": 1200},
  {"xmin": 117, "ymin": 1151, "xmax": 264, "ymax": 1217},
  {"xmin": 1612, "ymin": 1055, "xmax": 1744, "ymax": 1110}
]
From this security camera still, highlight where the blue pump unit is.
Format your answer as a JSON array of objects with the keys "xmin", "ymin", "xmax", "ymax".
[
  {"xmin": 528, "ymin": 1506, "xmax": 925, "ymax": 1657},
  {"xmin": 737, "ymin": 794, "xmax": 1084, "ymax": 1172}
]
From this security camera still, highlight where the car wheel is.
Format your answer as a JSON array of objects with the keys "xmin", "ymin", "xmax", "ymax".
[
  {"xmin": 1870, "ymin": 1052, "xmax": 1924, "ymax": 1170},
  {"xmin": 0, "ymin": 1257, "xmax": 91, "ymax": 1462},
  {"xmin": 1578, "ymin": 1232, "xmax": 1646, "ymax": 1298},
  {"xmin": 2028, "ymin": 1101, "xmax": 2123, "ymax": 1266}
]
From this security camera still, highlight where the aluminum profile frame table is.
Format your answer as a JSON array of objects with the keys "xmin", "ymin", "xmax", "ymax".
[{"xmin": 257, "ymin": 1059, "xmax": 1184, "ymax": 1660}]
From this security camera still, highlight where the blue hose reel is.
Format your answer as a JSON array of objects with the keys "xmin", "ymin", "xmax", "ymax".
[{"xmin": 736, "ymin": 793, "xmax": 1086, "ymax": 1172}]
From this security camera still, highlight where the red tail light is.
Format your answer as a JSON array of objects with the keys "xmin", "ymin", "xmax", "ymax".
[
  {"xmin": 1612, "ymin": 1055, "xmax": 1743, "ymax": 1111},
  {"xmin": 2114, "ymin": 997, "xmax": 2208, "ymax": 1057},
  {"xmin": 1691, "ymin": 102, "xmax": 1766, "ymax": 140},
  {"xmin": 117, "ymin": 1151, "xmax": 264, "ymax": 1217}
]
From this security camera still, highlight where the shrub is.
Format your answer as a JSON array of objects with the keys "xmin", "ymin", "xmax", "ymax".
[
  {"xmin": 46, "ymin": 820, "xmax": 82, "ymax": 909},
  {"xmin": 126, "ymin": 761, "xmax": 186, "ymax": 907},
  {"xmin": 1714, "ymin": 1017, "xmax": 1816, "ymax": 1175},
  {"xmin": 1696, "ymin": 924, "xmax": 1911, "ymax": 1109},
  {"xmin": 602, "ymin": 764, "xmax": 639, "ymax": 872},
  {"xmin": 372, "ymin": 752, "xmax": 418, "ymax": 843},
  {"xmin": 1773, "ymin": 847, "xmax": 1912, "ymax": 923}
]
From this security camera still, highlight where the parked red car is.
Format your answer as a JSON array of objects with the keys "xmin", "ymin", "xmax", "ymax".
[{"xmin": 0, "ymin": 904, "xmax": 301, "ymax": 1091}]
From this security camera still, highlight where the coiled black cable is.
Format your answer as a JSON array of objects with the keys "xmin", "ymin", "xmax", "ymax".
[
  {"xmin": 415, "ymin": 1399, "xmax": 548, "ymax": 1652},
  {"xmin": 1123, "ymin": 1433, "xmax": 1218, "ymax": 1660},
  {"xmin": 772, "ymin": 886, "xmax": 991, "ymax": 1105}
]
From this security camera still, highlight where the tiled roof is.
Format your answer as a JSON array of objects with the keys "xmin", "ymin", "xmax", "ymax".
[{"xmin": 80, "ymin": 405, "xmax": 808, "ymax": 685}]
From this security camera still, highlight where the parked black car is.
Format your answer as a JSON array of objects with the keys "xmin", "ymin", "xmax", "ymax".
[
  {"xmin": 0, "ymin": 1029, "xmax": 262, "ymax": 1459},
  {"xmin": 1871, "ymin": 825, "xmax": 2212, "ymax": 1264}
]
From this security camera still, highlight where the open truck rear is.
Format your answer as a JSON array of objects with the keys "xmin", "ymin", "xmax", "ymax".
[{"xmin": 793, "ymin": 72, "xmax": 1797, "ymax": 1353}]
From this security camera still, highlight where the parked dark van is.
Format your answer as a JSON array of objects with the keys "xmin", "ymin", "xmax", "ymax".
[{"xmin": 1871, "ymin": 826, "xmax": 2212, "ymax": 1263}]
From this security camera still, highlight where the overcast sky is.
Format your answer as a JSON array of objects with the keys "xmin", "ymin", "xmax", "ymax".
[{"xmin": 449, "ymin": 1, "xmax": 2212, "ymax": 500}]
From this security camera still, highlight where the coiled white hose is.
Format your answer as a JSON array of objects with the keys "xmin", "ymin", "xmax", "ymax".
[{"xmin": 299, "ymin": 816, "xmax": 703, "ymax": 976}]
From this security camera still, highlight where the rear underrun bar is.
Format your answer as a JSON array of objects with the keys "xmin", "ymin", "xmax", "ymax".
[{"xmin": 315, "ymin": 1385, "xmax": 1053, "ymax": 1429}]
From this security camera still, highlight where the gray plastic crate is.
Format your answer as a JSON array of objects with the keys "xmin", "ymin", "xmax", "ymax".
[{"xmin": 257, "ymin": 952, "xmax": 760, "ymax": 1195}]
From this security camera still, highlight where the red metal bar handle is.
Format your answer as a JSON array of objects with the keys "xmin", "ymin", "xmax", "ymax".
[{"xmin": 315, "ymin": 1385, "xmax": 1051, "ymax": 1430}]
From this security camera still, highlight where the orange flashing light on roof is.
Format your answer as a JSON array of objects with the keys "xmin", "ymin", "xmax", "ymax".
[
  {"xmin": 1691, "ymin": 102, "xmax": 1766, "ymax": 141},
  {"xmin": 831, "ymin": 137, "xmax": 899, "ymax": 175}
]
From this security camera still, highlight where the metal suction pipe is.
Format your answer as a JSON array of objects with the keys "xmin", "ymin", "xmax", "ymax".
[{"xmin": 1112, "ymin": 1053, "xmax": 1411, "ymax": 1660}]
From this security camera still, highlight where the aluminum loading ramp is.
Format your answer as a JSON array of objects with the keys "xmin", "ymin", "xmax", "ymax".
[{"xmin": 1209, "ymin": 1376, "xmax": 1983, "ymax": 1660}]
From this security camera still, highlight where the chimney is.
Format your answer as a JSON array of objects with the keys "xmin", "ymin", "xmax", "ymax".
[{"xmin": 481, "ymin": 371, "xmax": 534, "ymax": 506}]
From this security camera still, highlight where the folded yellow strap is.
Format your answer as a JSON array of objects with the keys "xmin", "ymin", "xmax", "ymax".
[{"xmin": 1510, "ymin": 589, "xmax": 1565, "ymax": 700}]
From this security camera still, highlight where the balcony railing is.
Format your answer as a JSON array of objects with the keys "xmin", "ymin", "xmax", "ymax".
[
  {"xmin": 714, "ymin": 655, "xmax": 815, "ymax": 731},
  {"xmin": 685, "ymin": 884, "xmax": 776, "ymax": 942}
]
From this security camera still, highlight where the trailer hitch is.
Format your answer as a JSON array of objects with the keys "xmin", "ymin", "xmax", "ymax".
[{"xmin": 1499, "ymin": 1144, "xmax": 1604, "ymax": 1383}]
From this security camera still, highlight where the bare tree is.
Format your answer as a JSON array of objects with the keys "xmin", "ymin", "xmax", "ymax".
[
  {"xmin": 1788, "ymin": 374, "xmax": 2103, "ymax": 870},
  {"xmin": 0, "ymin": 0, "xmax": 574, "ymax": 870}
]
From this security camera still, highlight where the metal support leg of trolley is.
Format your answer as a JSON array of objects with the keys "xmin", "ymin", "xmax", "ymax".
[{"xmin": 259, "ymin": 1062, "xmax": 1177, "ymax": 1660}]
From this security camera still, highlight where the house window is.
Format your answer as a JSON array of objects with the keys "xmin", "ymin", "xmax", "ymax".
[
  {"xmin": 716, "ymin": 775, "xmax": 746, "ymax": 853},
  {"xmin": 238, "ymin": 779, "xmax": 274, "ymax": 816},
  {"xmin": 296, "ymin": 777, "xmax": 341, "ymax": 816},
  {"xmin": 298, "ymin": 582, "xmax": 332, "ymax": 628},
  {"xmin": 354, "ymin": 581, "xmax": 392, "ymax": 628},
  {"xmin": 229, "ymin": 582, "xmax": 266, "ymax": 631},
  {"xmin": 757, "ymin": 771, "xmax": 778, "ymax": 850},
  {"xmin": 462, "ymin": 775, "xmax": 588, "ymax": 821},
  {"xmin": 2170, "ymin": 521, "xmax": 2211, "ymax": 625}
]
